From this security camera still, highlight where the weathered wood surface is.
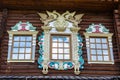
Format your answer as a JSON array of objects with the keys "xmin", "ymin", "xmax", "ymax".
[
  {"xmin": 0, "ymin": 0, "xmax": 118, "ymax": 12},
  {"xmin": 0, "ymin": 10, "xmax": 120, "ymax": 76}
]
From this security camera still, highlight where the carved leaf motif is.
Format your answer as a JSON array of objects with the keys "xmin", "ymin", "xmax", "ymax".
[{"xmin": 38, "ymin": 13, "xmax": 48, "ymax": 20}]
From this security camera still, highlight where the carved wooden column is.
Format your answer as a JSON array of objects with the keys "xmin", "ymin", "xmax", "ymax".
[
  {"xmin": 42, "ymin": 26, "xmax": 52, "ymax": 74},
  {"xmin": 70, "ymin": 27, "xmax": 81, "ymax": 75}
]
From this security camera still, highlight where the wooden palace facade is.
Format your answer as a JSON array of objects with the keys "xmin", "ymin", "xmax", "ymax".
[{"xmin": 0, "ymin": 0, "xmax": 120, "ymax": 80}]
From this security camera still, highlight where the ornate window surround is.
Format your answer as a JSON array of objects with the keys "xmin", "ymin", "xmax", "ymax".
[
  {"xmin": 84, "ymin": 23, "xmax": 114, "ymax": 64},
  {"xmin": 38, "ymin": 11, "xmax": 84, "ymax": 75},
  {"xmin": 7, "ymin": 21, "xmax": 38, "ymax": 62}
]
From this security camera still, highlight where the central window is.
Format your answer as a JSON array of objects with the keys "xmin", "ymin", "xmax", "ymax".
[{"xmin": 50, "ymin": 34, "xmax": 71, "ymax": 60}]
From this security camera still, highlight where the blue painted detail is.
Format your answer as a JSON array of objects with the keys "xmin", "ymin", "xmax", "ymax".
[
  {"xmin": 48, "ymin": 62, "xmax": 59, "ymax": 70},
  {"xmin": 77, "ymin": 34, "xmax": 84, "ymax": 69},
  {"xmin": 63, "ymin": 62, "xmax": 74, "ymax": 70},
  {"xmin": 38, "ymin": 32, "xmax": 44, "ymax": 69}
]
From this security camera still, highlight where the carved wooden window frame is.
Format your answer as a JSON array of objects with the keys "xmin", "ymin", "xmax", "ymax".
[
  {"xmin": 7, "ymin": 21, "xmax": 38, "ymax": 62},
  {"xmin": 84, "ymin": 24, "xmax": 114, "ymax": 64},
  {"xmin": 38, "ymin": 11, "xmax": 84, "ymax": 75}
]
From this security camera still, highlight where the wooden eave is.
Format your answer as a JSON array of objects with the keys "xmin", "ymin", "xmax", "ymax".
[{"xmin": 0, "ymin": 0, "xmax": 119, "ymax": 12}]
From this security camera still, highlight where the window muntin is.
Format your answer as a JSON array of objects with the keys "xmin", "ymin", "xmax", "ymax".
[
  {"xmin": 50, "ymin": 35, "xmax": 71, "ymax": 60},
  {"xmin": 89, "ymin": 37, "xmax": 110, "ymax": 62},
  {"xmin": 11, "ymin": 35, "xmax": 32, "ymax": 60}
]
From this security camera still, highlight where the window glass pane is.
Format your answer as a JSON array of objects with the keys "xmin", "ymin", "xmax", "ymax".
[
  {"xmin": 25, "ymin": 54, "xmax": 31, "ymax": 59},
  {"xmin": 64, "ymin": 55, "xmax": 70, "ymax": 59},
  {"xmin": 26, "ymin": 36, "xmax": 32, "ymax": 41},
  {"xmin": 13, "ymin": 48, "xmax": 19, "ymax": 53},
  {"xmin": 58, "ymin": 37, "xmax": 63, "ymax": 42},
  {"xmin": 19, "ymin": 48, "xmax": 25, "ymax": 53},
  {"xmin": 103, "ymin": 50, "xmax": 108, "ymax": 55},
  {"xmin": 102, "ymin": 44, "xmax": 108, "ymax": 49},
  {"xmin": 13, "ymin": 42, "xmax": 19, "ymax": 47},
  {"xmin": 97, "ymin": 50, "xmax": 102, "ymax": 55},
  {"xmin": 90, "ymin": 44, "xmax": 95, "ymax": 48},
  {"xmin": 63, "ymin": 37, "xmax": 69, "ymax": 42},
  {"xmin": 52, "ymin": 43, "xmax": 57, "ymax": 47},
  {"xmin": 20, "ymin": 36, "xmax": 26, "ymax": 41},
  {"xmin": 64, "ymin": 49, "xmax": 69, "ymax": 53},
  {"xmin": 52, "ymin": 48, "xmax": 57, "ymax": 53},
  {"xmin": 96, "ymin": 44, "xmax": 101, "ymax": 49},
  {"xmin": 12, "ymin": 54, "xmax": 18, "ymax": 59},
  {"xmin": 19, "ymin": 54, "xmax": 24, "ymax": 59},
  {"xmin": 58, "ymin": 54, "xmax": 63, "ymax": 59},
  {"xmin": 20, "ymin": 42, "xmax": 25, "ymax": 47},
  {"xmin": 64, "ymin": 43, "xmax": 69, "ymax": 47},
  {"xmin": 26, "ymin": 42, "xmax": 32, "ymax": 47},
  {"xmin": 58, "ymin": 49, "xmax": 63, "ymax": 53},
  {"xmin": 58, "ymin": 43, "xmax": 63, "ymax": 47},
  {"xmin": 91, "ymin": 50, "xmax": 96, "ymax": 54},
  {"xmin": 26, "ymin": 48, "xmax": 31, "ymax": 53},
  {"xmin": 52, "ymin": 36, "xmax": 57, "ymax": 42},
  {"xmin": 96, "ymin": 38, "xmax": 101, "ymax": 43},
  {"xmin": 52, "ymin": 54, "xmax": 57, "ymax": 59},
  {"xmin": 102, "ymin": 38, "xmax": 107, "ymax": 43},
  {"xmin": 98, "ymin": 56, "xmax": 103, "ymax": 61},
  {"xmin": 91, "ymin": 56, "xmax": 96, "ymax": 61},
  {"xmin": 14, "ymin": 36, "xmax": 19, "ymax": 41},
  {"xmin": 104, "ymin": 56, "xmax": 109, "ymax": 61},
  {"xmin": 90, "ymin": 38, "xmax": 95, "ymax": 43}
]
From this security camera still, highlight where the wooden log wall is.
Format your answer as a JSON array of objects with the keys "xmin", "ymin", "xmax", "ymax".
[
  {"xmin": 0, "ymin": 10, "xmax": 120, "ymax": 76},
  {"xmin": 0, "ymin": 11, "xmax": 3, "ymax": 76}
]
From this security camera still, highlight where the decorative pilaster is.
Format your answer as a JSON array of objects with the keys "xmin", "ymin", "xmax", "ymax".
[
  {"xmin": 42, "ymin": 26, "xmax": 52, "ymax": 74},
  {"xmin": 71, "ymin": 27, "xmax": 81, "ymax": 75}
]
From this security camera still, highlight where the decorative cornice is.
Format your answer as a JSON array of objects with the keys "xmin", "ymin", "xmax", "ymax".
[
  {"xmin": 11, "ymin": 21, "xmax": 36, "ymax": 31},
  {"xmin": 86, "ymin": 23, "xmax": 109, "ymax": 33}
]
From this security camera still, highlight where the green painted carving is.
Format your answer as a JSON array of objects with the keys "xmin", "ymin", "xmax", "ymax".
[
  {"xmin": 26, "ymin": 22, "xmax": 36, "ymax": 30},
  {"xmin": 38, "ymin": 32, "xmax": 44, "ymax": 68},
  {"xmin": 11, "ymin": 21, "xmax": 21, "ymax": 30},
  {"xmin": 11, "ymin": 21, "xmax": 36, "ymax": 31},
  {"xmin": 77, "ymin": 34, "xmax": 84, "ymax": 69},
  {"xmin": 86, "ymin": 23, "xmax": 109, "ymax": 33}
]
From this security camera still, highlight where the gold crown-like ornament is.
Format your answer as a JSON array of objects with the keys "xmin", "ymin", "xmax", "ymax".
[{"xmin": 38, "ymin": 11, "xmax": 84, "ymax": 32}]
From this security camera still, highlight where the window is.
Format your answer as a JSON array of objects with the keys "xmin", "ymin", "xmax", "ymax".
[
  {"xmin": 12, "ymin": 36, "xmax": 32, "ymax": 60},
  {"xmin": 50, "ymin": 35, "xmax": 71, "ymax": 60},
  {"xmin": 38, "ymin": 11, "xmax": 84, "ymax": 75},
  {"xmin": 84, "ymin": 23, "xmax": 114, "ymax": 64},
  {"xmin": 89, "ymin": 37, "xmax": 110, "ymax": 61},
  {"xmin": 7, "ymin": 21, "xmax": 38, "ymax": 62}
]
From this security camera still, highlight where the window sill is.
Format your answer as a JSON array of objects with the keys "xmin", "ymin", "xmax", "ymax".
[
  {"xmin": 88, "ymin": 61, "xmax": 114, "ymax": 64},
  {"xmin": 7, "ymin": 60, "xmax": 35, "ymax": 63}
]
